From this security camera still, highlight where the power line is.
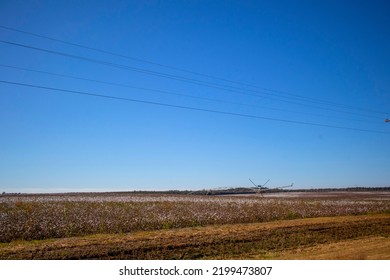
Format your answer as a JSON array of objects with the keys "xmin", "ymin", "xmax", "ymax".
[
  {"xmin": 0, "ymin": 24, "xmax": 386, "ymax": 116},
  {"xmin": 1, "ymin": 79, "xmax": 389, "ymax": 135},
  {"xmin": 0, "ymin": 40, "xmax": 385, "ymax": 119},
  {"xmin": 0, "ymin": 63, "xmax": 381, "ymax": 124}
]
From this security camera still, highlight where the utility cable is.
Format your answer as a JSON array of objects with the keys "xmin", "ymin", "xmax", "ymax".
[
  {"xmin": 0, "ymin": 24, "xmax": 386, "ymax": 115},
  {"xmin": 0, "ymin": 40, "xmax": 385, "ymax": 119},
  {"xmin": 1, "ymin": 80, "xmax": 389, "ymax": 135},
  {"xmin": 0, "ymin": 63, "xmax": 381, "ymax": 124}
]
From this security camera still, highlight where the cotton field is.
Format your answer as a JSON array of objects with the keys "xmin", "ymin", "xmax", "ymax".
[{"xmin": 1, "ymin": 192, "xmax": 389, "ymax": 242}]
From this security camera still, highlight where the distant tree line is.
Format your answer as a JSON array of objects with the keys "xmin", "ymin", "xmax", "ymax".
[{"xmin": 1, "ymin": 186, "xmax": 389, "ymax": 196}]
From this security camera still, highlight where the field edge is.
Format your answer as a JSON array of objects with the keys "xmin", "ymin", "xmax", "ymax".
[{"xmin": 1, "ymin": 213, "xmax": 389, "ymax": 260}]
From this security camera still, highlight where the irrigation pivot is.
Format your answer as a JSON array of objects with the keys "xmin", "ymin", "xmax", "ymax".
[{"xmin": 249, "ymin": 179, "xmax": 293, "ymax": 196}]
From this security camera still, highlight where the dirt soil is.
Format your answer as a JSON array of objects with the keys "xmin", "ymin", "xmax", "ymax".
[
  {"xmin": 272, "ymin": 236, "xmax": 390, "ymax": 259},
  {"xmin": 1, "ymin": 214, "xmax": 389, "ymax": 260}
]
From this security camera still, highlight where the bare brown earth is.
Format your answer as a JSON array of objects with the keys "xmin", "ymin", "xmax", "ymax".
[
  {"xmin": 1, "ymin": 214, "xmax": 389, "ymax": 260},
  {"xmin": 272, "ymin": 236, "xmax": 390, "ymax": 260}
]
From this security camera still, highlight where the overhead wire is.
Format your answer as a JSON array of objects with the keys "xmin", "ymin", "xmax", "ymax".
[
  {"xmin": 0, "ymin": 24, "xmax": 386, "ymax": 116},
  {"xmin": 0, "ymin": 39, "xmax": 385, "ymax": 120},
  {"xmin": 0, "ymin": 63, "xmax": 381, "ymax": 124},
  {"xmin": 1, "ymin": 80, "xmax": 389, "ymax": 135}
]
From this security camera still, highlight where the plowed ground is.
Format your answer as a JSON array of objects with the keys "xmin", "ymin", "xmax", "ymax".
[{"xmin": 1, "ymin": 214, "xmax": 389, "ymax": 259}]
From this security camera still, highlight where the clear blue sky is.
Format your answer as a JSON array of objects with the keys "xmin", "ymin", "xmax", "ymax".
[{"xmin": 0, "ymin": 0, "xmax": 389, "ymax": 192}]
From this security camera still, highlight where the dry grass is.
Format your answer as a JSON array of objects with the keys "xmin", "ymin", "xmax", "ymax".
[
  {"xmin": 0, "ymin": 214, "xmax": 389, "ymax": 259},
  {"xmin": 1, "ymin": 192, "xmax": 389, "ymax": 259},
  {"xmin": 271, "ymin": 236, "xmax": 390, "ymax": 260}
]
